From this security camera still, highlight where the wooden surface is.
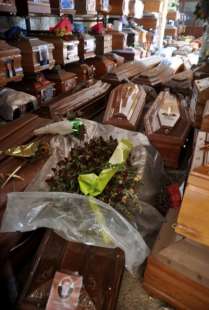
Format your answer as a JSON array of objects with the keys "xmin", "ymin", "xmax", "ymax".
[
  {"xmin": 201, "ymin": 101, "xmax": 209, "ymax": 131},
  {"xmin": 103, "ymin": 83, "xmax": 146, "ymax": 130},
  {"xmin": 94, "ymin": 34, "xmax": 112, "ymax": 56},
  {"xmin": 16, "ymin": 0, "xmax": 51, "ymax": 15},
  {"xmin": 144, "ymin": 209, "xmax": 209, "ymax": 310},
  {"xmin": 143, "ymin": 0, "xmax": 161, "ymax": 13},
  {"xmin": 75, "ymin": 0, "xmax": 96, "ymax": 15},
  {"xmin": 49, "ymin": 0, "xmax": 75, "ymax": 15},
  {"xmin": 18, "ymin": 230, "xmax": 125, "ymax": 310},
  {"xmin": 96, "ymin": 0, "xmax": 109, "ymax": 13},
  {"xmin": 10, "ymin": 37, "xmax": 55, "ymax": 73},
  {"xmin": 0, "ymin": 0, "xmax": 16, "ymax": 13},
  {"xmin": 144, "ymin": 90, "xmax": 191, "ymax": 168},
  {"xmin": 0, "ymin": 40, "xmax": 23, "ymax": 86},
  {"xmin": 45, "ymin": 69, "xmax": 77, "ymax": 95},
  {"xmin": 109, "ymin": 0, "xmax": 128, "ymax": 15}
]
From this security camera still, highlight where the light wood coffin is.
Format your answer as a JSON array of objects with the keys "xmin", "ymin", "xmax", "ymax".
[
  {"xmin": 176, "ymin": 131, "xmax": 209, "ymax": 247},
  {"xmin": 143, "ymin": 0, "xmax": 161, "ymax": 13},
  {"xmin": 49, "ymin": 0, "xmax": 75, "ymax": 15},
  {"xmin": 15, "ymin": 0, "xmax": 51, "ymax": 15},
  {"xmin": 38, "ymin": 34, "xmax": 79, "ymax": 65},
  {"xmin": 0, "ymin": 40, "xmax": 23, "ymax": 87},
  {"xmin": 110, "ymin": 31, "xmax": 127, "ymax": 50},
  {"xmin": 0, "ymin": 0, "xmax": 16, "ymax": 14},
  {"xmin": 144, "ymin": 89, "xmax": 191, "ymax": 168},
  {"xmin": 10, "ymin": 37, "xmax": 55, "ymax": 74},
  {"xmin": 103, "ymin": 83, "xmax": 146, "ymax": 130},
  {"xmin": 190, "ymin": 77, "xmax": 209, "ymax": 128},
  {"xmin": 144, "ymin": 209, "xmax": 209, "ymax": 310}
]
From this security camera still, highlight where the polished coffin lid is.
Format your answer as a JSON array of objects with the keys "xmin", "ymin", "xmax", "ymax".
[
  {"xmin": 103, "ymin": 83, "xmax": 146, "ymax": 130},
  {"xmin": 0, "ymin": 40, "xmax": 23, "ymax": 86},
  {"xmin": 18, "ymin": 230, "xmax": 125, "ymax": 310},
  {"xmin": 144, "ymin": 90, "xmax": 191, "ymax": 145}
]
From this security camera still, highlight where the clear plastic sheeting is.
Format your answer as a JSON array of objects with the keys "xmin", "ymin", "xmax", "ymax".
[
  {"xmin": 1, "ymin": 192, "xmax": 150, "ymax": 275},
  {"xmin": 1, "ymin": 119, "xmax": 166, "ymax": 275}
]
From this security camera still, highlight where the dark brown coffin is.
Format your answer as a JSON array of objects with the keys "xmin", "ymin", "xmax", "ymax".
[
  {"xmin": 10, "ymin": 37, "xmax": 55, "ymax": 74},
  {"xmin": 94, "ymin": 34, "xmax": 112, "ymax": 56},
  {"xmin": 18, "ymin": 230, "xmax": 125, "ymax": 310},
  {"xmin": 12, "ymin": 74, "xmax": 55, "ymax": 106},
  {"xmin": 87, "ymin": 56, "xmax": 116, "ymax": 79},
  {"xmin": 78, "ymin": 34, "xmax": 96, "ymax": 61},
  {"xmin": 48, "ymin": 80, "xmax": 110, "ymax": 119},
  {"xmin": 37, "ymin": 34, "xmax": 79, "ymax": 65},
  {"xmin": 96, "ymin": 0, "xmax": 109, "ymax": 13},
  {"xmin": 144, "ymin": 89, "xmax": 191, "ymax": 168},
  {"xmin": 75, "ymin": 0, "xmax": 96, "ymax": 15},
  {"xmin": 0, "ymin": 0, "xmax": 16, "ymax": 14},
  {"xmin": 45, "ymin": 68, "xmax": 77, "ymax": 95},
  {"xmin": 143, "ymin": 209, "xmax": 209, "ymax": 310},
  {"xmin": 15, "ymin": 0, "xmax": 51, "ymax": 15},
  {"xmin": 0, "ymin": 40, "xmax": 23, "ymax": 87},
  {"xmin": 103, "ymin": 83, "xmax": 146, "ymax": 130},
  {"xmin": 49, "ymin": 0, "xmax": 75, "ymax": 15}
]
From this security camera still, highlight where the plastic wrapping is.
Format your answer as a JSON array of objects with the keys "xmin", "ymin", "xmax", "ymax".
[
  {"xmin": 1, "ymin": 119, "xmax": 166, "ymax": 275},
  {"xmin": 1, "ymin": 192, "xmax": 150, "ymax": 275}
]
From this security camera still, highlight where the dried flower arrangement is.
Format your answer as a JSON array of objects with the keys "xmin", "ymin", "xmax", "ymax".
[{"xmin": 46, "ymin": 137, "xmax": 142, "ymax": 222}]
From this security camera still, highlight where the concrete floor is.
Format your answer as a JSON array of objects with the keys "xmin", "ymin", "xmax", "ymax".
[{"xmin": 117, "ymin": 271, "xmax": 173, "ymax": 310}]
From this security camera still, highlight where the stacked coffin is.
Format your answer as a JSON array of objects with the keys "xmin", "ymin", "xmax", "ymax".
[
  {"xmin": 102, "ymin": 55, "xmax": 161, "ymax": 85},
  {"xmin": 133, "ymin": 57, "xmax": 183, "ymax": 86},
  {"xmin": 15, "ymin": 0, "xmax": 51, "ymax": 15},
  {"xmin": 144, "ymin": 89, "xmax": 191, "ymax": 168},
  {"xmin": 48, "ymin": 80, "xmax": 110, "ymax": 119},
  {"xmin": 164, "ymin": 69, "xmax": 193, "ymax": 96},
  {"xmin": 190, "ymin": 77, "xmax": 209, "ymax": 128},
  {"xmin": 0, "ymin": 0, "xmax": 16, "ymax": 14},
  {"xmin": 0, "ymin": 40, "xmax": 23, "ymax": 87},
  {"xmin": 144, "ymin": 129, "xmax": 209, "ymax": 309},
  {"xmin": 103, "ymin": 83, "xmax": 146, "ymax": 130}
]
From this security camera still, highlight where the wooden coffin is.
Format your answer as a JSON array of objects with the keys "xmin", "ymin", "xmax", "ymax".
[
  {"xmin": 109, "ymin": 0, "xmax": 129, "ymax": 15},
  {"xmin": 75, "ymin": 0, "xmax": 96, "ymax": 15},
  {"xmin": 45, "ymin": 68, "xmax": 77, "ymax": 95},
  {"xmin": 38, "ymin": 34, "xmax": 79, "ymax": 65},
  {"xmin": 201, "ymin": 101, "xmax": 209, "ymax": 131},
  {"xmin": 13, "ymin": 74, "xmax": 55, "ymax": 106},
  {"xmin": 0, "ymin": 40, "xmax": 23, "ymax": 87},
  {"xmin": 10, "ymin": 37, "xmax": 55, "ymax": 74},
  {"xmin": 167, "ymin": 9, "xmax": 179, "ymax": 21},
  {"xmin": 128, "ymin": 0, "xmax": 143, "ymax": 18},
  {"xmin": 143, "ymin": 0, "xmax": 161, "ymax": 13},
  {"xmin": 165, "ymin": 26, "xmax": 178, "ymax": 38},
  {"xmin": 18, "ymin": 230, "xmax": 125, "ymax": 310},
  {"xmin": 138, "ymin": 15, "xmax": 158, "ymax": 30},
  {"xmin": 48, "ymin": 80, "xmax": 110, "ymax": 119},
  {"xmin": 15, "ymin": 0, "xmax": 51, "ymax": 15},
  {"xmin": 49, "ymin": 0, "xmax": 75, "ymax": 15},
  {"xmin": 110, "ymin": 31, "xmax": 127, "ymax": 50},
  {"xmin": 133, "ymin": 57, "xmax": 183, "ymax": 86},
  {"xmin": 190, "ymin": 78, "xmax": 209, "ymax": 128},
  {"xmin": 164, "ymin": 69, "xmax": 193, "ymax": 96},
  {"xmin": 0, "ymin": 88, "xmax": 37, "ymax": 121},
  {"xmin": 144, "ymin": 90, "xmax": 191, "ymax": 168},
  {"xmin": 105, "ymin": 52, "xmax": 125, "ymax": 66},
  {"xmin": 175, "ymin": 131, "xmax": 209, "ymax": 247},
  {"xmin": 0, "ymin": 0, "xmax": 16, "ymax": 14},
  {"xmin": 103, "ymin": 83, "xmax": 146, "ymax": 130},
  {"xmin": 143, "ymin": 209, "xmax": 209, "ymax": 310},
  {"xmin": 87, "ymin": 56, "xmax": 116, "ymax": 79},
  {"xmin": 94, "ymin": 34, "xmax": 112, "ymax": 56},
  {"xmin": 96, "ymin": 0, "xmax": 109, "ymax": 13},
  {"xmin": 102, "ymin": 55, "xmax": 160, "ymax": 85},
  {"xmin": 78, "ymin": 34, "xmax": 96, "ymax": 61}
]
